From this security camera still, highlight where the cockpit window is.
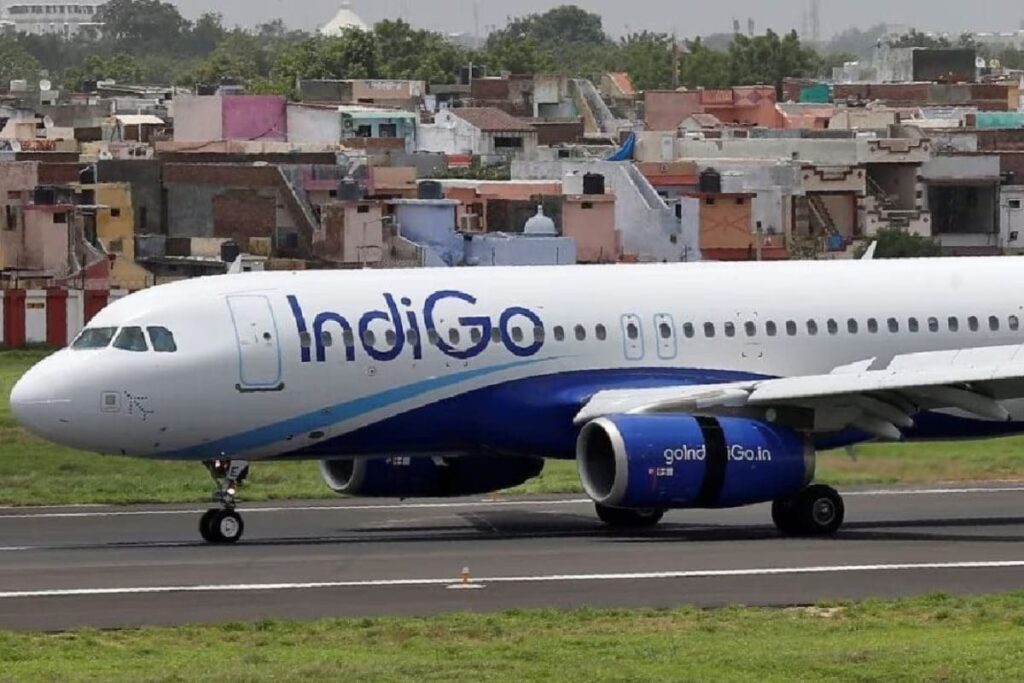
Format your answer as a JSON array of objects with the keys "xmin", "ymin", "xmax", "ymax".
[
  {"xmin": 113, "ymin": 327, "xmax": 149, "ymax": 352},
  {"xmin": 147, "ymin": 327, "xmax": 178, "ymax": 353},
  {"xmin": 71, "ymin": 327, "xmax": 117, "ymax": 350}
]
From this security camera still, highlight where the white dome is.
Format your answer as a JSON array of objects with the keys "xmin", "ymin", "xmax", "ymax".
[
  {"xmin": 319, "ymin": 2, "xmax": 369, "ymax": 35},
  {"xmin": 524, "ymin": 206, "xmax": 556, "ymax": 236}
]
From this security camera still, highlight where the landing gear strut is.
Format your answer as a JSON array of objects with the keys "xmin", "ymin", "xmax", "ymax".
[
  {"xmin": 199, "ymin": 460, "xmax": 249, "ymax": 544},
  {"xmin": 595, "ymin": 503, "xmax": 665, "ymax": 528},
  {"xmin": 772, "ymin": 484, "xmax": 845, "ymax": 537}
]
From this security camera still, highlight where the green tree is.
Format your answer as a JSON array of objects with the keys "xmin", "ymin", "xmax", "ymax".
[
  {"xmin": 63, "ymin": 53, "xmax": 143, "ymax": 89},
  {"xmin": 855, "ymin": 228, "xmax": 943, "ymax": 259},
  {"xmin": 484, "ymin": 4, "xmax": 611, "ymax": 75},
  {"xmin": 678, "ymin": 38, "xmax": 731, "ymax": 89},
  {"xmin": 888, "ymin": 29, "xmax": 950, "ymax": 49},
  {"xmin": 96, "ymin": 0, "xmax": 190, "ymax": 54},
  {"xmin": 374, "ymin": 19, "xmax": 463, "ymax": 83},
  {"xmin": 188, "ymin": 12, "xmax": 227, "ymax": 56},
  {"xmin": 728, "ymin": 30, "xmax": 819, "ymax": 96},
  {"xmin": 482, "ymin": 32, "xmax": 555, "ymax": 75},
  {"xmin": 617, "ymin": 32, "xmax": 676, "ymax": 91},
  {"xmin": 0, "ymin": 37, "xmax": 40, "ymax": 84}
]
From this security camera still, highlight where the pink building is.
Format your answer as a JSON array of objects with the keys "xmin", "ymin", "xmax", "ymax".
[
  {"xmin": 645, "ymin": 87, "xmax": 782, "ymax": 131},
  {"xmin": 174, "ymin": 95, "xmax": 288, "ymax": 142},
  {"xmin": 562, "ymin": 194, "xmax": 619, "ymax": 263}
]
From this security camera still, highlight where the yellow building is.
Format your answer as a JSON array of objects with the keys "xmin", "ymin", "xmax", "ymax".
[{"xmin": 90, "ymin": 183, "xmax": 153, "ymax": 291}]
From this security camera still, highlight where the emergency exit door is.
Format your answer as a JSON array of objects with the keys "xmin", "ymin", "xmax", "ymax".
[{"xmin": 227, "ymin": 295, "xmax": 284, "ymax": 391}]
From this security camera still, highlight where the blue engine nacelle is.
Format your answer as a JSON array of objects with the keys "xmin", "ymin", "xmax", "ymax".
[
  {"xmin": 319, "ymin": 455, "xmax": 544, "ymax": 498},
  {"xmin": 577, "ymin": 415, "xmax": 813, "ymax": 509}
]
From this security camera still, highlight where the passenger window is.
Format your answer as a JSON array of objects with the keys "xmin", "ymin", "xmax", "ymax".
[
  {"xmin": 989, "ymin": 316, "xmax": 1000, "ymax": 332},
  {"xmin": 683, "ymin": 323, "xmax": 695, "ymax": 339},
  {"xmin": 867, "ymin": 318, "xmax": 879, "ymax": 334},
  {"xmin": 384, "ymin": 330, "xmax": 396, "ymax": 346},
  {"xmin": 806, "ymin": 320, "xmax": 818, "ymax": 336},
  {"xmin": 887, "ymin": 318, "xmax": 899, "ymax": 333},
  {"xmin": 364, "ymin": 329, "xmax": 377, "ymax": 346},
  {"xmin": 343, "ymin": 329, "xmax": 355, "ymax": 348},
  {"xmin": 928, "ymin": 317, "xmax": 939, "ymax": 333},
  {"xmin": 968, "ymin": 316, "xmax": 980, "ymax": 332},
  {"xmin": 470, "ymin": 328, "xmax": 482, "ymax": 344},
  {"xmin": 298, "ymin": 331, "xmax": 312, "ymax": 349},
  {"xmin": 72, "ymin": 327, "xmax": 117, "ymax": 350},
  {"xmin": 659, "ymin": 322, "xmax": 672, "ymax": 339},
  {"xmin": 534, "ymin": 326, "xmax": 545, "ymax": 342},
  {"xmin": 1011, "ymin": 316, "xmax": 1021, "ymax": 332},
  {"xmin": 490, "ymin": 327, "xmax": 501, "ymax": 343},
  {"xmin": 428, "ymin": 329, "xmax": 441, "ymax": 346},
  {"xmin": 554, "ymin": 326, "xmax": 565, "ymax": 342},
  {"xmin": 826, "ymin": 319, "xmax": 838, "ymax": 335},
  {"xmin": 406, "ymin": 329, "xmax": 419, "ymax": 347},
  {"xmin": 847, "ymin": 319, "xmax": 858, "ymax": 334},
  {"xmin": 511, "ymin": 327, "xmax": 524, "ymax": 343},
  {"xmin": 595, "ymin": 324, "xmax": 607, "ymax": 341},
  {"xmin": 113, "ymin": 326, "xmax": 148, "ymax": 352},
  {"xmin": 704, "ymin": 323, "xmax": 716, "ymax": 338},
  {"xmin": 449, "ymin": 328, "xmax": 461, "ymax": 345},
  {"xmin": 766, "ymin": 321, "xmax": 777, "ymax": 337},
  {"xmin": 627, "ymin": 323, "xmax": 640, "ymax": 340},
  {"xmin": 786, "ymin": 321, "xmax": 797, "ymax": 336},
  {"xmin": 575, "ymin": 325, "xmax": 586, "ymax": 341},
  {"xmin": 744, "ymin": 321, "xmax": 757, "ymax": 337},
  {"xmin": 948, "ymin": 317, "xmax": 960, "ymax": 333},
  {"xmin": 724, "ymin": 322, "xmax": 736, "ymax": 338},
  {"xmin": 908, "ymin": 318, "xmax": 919, "ymax": 333},
  {"xmin": 147, "ymin": 327, "xmax": 177, "ymax": 352},
  {"xmin": 321, "ymin": 331, "xmax": 334, "ymax": 348}
]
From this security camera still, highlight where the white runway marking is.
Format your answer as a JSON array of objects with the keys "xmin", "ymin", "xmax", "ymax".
[
  {"xmin": 2, "ymin": 560, "xmax": 1024, "ymax": 599},
  {"xmin": 1, "ymin": 485, "xmax": 1024, "ymax": 520}
]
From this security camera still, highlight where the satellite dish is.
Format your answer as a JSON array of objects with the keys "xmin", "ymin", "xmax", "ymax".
[
  {"xmin": 42, "ymin": 115, "xmax": 54, "ymax": 128},
  {"xmin": 976, "ymin": 57, "xmax": 987, "ymax": 69},
  {"xmin": 39, "ymin": 79, "xmax": 51, "ymax": 92}
]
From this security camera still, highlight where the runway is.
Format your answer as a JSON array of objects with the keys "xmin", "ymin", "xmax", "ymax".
[{"xmin": 3, "ymin": 484, "xmax": 1024, "ymax": 631}]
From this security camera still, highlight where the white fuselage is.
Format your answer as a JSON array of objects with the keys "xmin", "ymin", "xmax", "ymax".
[{"xmin": 12, "ymin": 257, "xmax": 1024, "ymax": 461}]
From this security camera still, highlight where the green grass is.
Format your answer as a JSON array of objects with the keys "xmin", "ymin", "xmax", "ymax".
[
  {"xmin": 3, "ymin": 593, "xmax": 1024, "ymax": 681},
  {"xmin": 4, "ymin": 350, "xmax": 1024, "ymax": 507}
]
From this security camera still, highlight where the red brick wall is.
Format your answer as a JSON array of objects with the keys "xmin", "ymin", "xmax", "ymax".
[
  {"xmin": 212, "ymin": 190, "xmax": 275, "ymax": 249},
  {"xmin": 163, "ymin": 164, "xmax": 280, "ymax": 187}
]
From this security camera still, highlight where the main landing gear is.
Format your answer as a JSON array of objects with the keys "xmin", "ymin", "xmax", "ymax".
[
  {"xmin": 200, "ymin": 459, "xmax": 250, "ymax": 544},
  {"xmin": 595, "ymin": 503, "xmax": 665, "ymax": 528},
  {"xmin": 772, "ymin": 484, "xmax": 845, "ymax": 537}
]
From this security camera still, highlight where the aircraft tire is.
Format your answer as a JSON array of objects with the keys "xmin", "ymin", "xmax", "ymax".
[
  {"xmin": 200, "ymin": 509, "xmax": 245, "ymax": 544},
  {"xmin": 773, "ymin": 485, "xmax": 844, "ymax": 537},
  {"xmin": 595, "ymin": 503, "xmax": 665, "ymax": 528}
]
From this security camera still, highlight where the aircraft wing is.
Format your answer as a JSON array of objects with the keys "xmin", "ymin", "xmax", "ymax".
[{"xmin": 574, "ymin": 344, "xmax": 1024, "ymax": 440}]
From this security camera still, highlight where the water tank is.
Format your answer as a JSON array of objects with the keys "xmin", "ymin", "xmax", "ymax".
[
  {"xmin": 418, "ymin": 180, "xmax": 443, "ymax": 200},
  {"xmin": 220, "ymin": 240, "xmax": 241, "ymax": 263},
  {"xmin": 337, "ymin": 179, "xmax": 362, "ymax": 201},
  {"xmin": 523, "ymin": 206, "xmax": 557, "ymax": 236},
  {"xmin": 583, "ymin": 173, "xmax": 605, "ymax": 195},
  {"xmin": 563, "ymin": 171, "xmax": 584, "ymax": 195},
  {"xmin": 699, "ymin": 168, "xmax": 722, "ymax": 194}
]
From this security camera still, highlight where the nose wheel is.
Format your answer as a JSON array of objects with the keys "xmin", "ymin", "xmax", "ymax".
[{"xmin": 200, "ymin": 460, "xmax": 249, "ymax": 544}]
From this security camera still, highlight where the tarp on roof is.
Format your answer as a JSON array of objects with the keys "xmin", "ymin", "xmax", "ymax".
[{"xmin": 606, "ymin": 132, "xmax": 635, "ymax": 161}]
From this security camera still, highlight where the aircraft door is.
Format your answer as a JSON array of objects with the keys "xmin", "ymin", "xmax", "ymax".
[
  {"xmin": 654, "ymin": 314, "xmax": 677, "ymax": 360},
  {"xmin": 227, "ymin": 295, "xmax": 284, "ymax": 392},
  {"xmin": 621, "ymin": 314, "xmax": 645, "ymax": 361}
]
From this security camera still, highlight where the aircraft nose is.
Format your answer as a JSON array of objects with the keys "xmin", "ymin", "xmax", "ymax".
[{"xmin": 10, "ymin": 360, "xmax": 73, "ymax": 438}]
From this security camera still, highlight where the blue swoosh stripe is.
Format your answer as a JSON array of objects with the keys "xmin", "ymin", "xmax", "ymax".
[{"xmin": 162, "ymin": 357, "xmax": 553, "ymax": 460}]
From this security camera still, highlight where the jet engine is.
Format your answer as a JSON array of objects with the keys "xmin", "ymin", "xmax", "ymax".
[
  {"xmin": 576, "ymin": 414, "xmax": 813, "ymax": 509},
  {"xmin": 319, "ymin": 455, "xmax": 544, "ymax": 498}
]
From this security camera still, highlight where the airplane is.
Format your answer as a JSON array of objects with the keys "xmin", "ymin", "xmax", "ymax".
[{"xmin": 12, "ymin": 257, "xmax": 1024, "ymax": 544}]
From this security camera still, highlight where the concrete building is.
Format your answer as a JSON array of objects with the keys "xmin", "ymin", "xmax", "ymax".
[
  {"xmin": 315, "ymin": 200, "xmax": 385, "ymax": 265},
  {"xmin": 3, "ymin": 2, "xmax": 103, "ymax": 36},
  {"xmin": 173, "ymin": 95, "xmax": 288, "ymax": 143},
  {"xmin": 418, "ymin": 108, "xmax": 538, "ymax": 161},
  {"xmin": 921, "ymin": 154, "xmax": 1002, "ymax": 254},
  {"xmin": 299, "ymin": 79, "xmax": 425, "ymax": 109},
  {"xmin": 645, "ymin": 87, "xmax": 781, "ymax": 131},
  {"xmin": 87, "ymin": 183, "xmax": 153, "ymax": 291}
]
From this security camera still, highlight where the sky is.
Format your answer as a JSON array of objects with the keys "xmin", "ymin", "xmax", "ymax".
[{"xmin": 168, "ymin": 0, "xmax": 1024, "ymax": 39}]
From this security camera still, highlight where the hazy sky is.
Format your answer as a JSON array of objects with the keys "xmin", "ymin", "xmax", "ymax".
[{"xmin": 168, "ymin": 0, "xmax": 1024, "ymax": 38}]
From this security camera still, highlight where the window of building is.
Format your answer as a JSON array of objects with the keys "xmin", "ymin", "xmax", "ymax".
[
  {"xmin": 139, "ymin": 206, "xmax": 148, "ymax": 230},
  {"xmin": 1011, "ymin": 316, "xmax": 1021, "ymax": 332},
  {"xmin": 595, "ymin": 324, "xmax": 607, "ymax": 341},
  {"xmin": 766, "ymin": 321, "xmax": 778, "ymax": 337},
  {"xmin": 356, "ymin": 125, "xmax": 372, "ymax": 138},
  {"xmin": 786, "ymin": 320, "xmax": 797, "ymax": 336},
  {"xmin": 735, "ymin": 197, "xmax": 745, "ymax": 205},
  {"xmin": 683, "ymin": 323, "xmax": 695, "ymax": 339},
  {"xmin": 494, "ymin": 137, "xmax": 524, "ymax": 149},
  {"xmin": 113, "ymin": 326, "xmax": 148, "ymax": 352},
  {"xmin": 867, "ymin": 318, "xmax": 879, "ymax": 334},
  {"xmin": 827, "ymin": 319, "xmax": 838, "ymax": 335},
  {"xmin": 908, "ymin": 317, "xmax": 920, "ymax": 333},
  {"xmin": 705, "ymin": 197, "xmax": 716, "ymax": 206},
  {"xmin": 5, "ymin": 205, "xmax": 16, "ymax": 230},
  {"xmin": 968, "ymin": 316, "xmax": 980, "ymax": 332},
  {"xmin": 554, "ymin": 326, "xmax": 565, "ymax": 342},
  {"xmin": 704, "ymin": 322, "xmax": 716, "ymax": 338},
  {"xmin": 744, "ymin": 321, "xmax": 757, "ymax": 337},
  {"xmin": 1011, "ymin": 200, "xmax": 1022, "ymax": 209},
  {"xmin": 948, "ymin": 317, "xmax": 960, "ymax": 333},
  {"xmin": 7, "ymin": 191, "xmax": 19, "ymax": 200},
  {"xmin": 72, "ymin": 327, "xmax": 117, "ymax": 350},
  {"xmin": 357, "ymin": 205, "xmax": 370, "ymax": 214},
  {"xmin": 110, "ymin": 207, "xmax": 121, "ymax": 218},
  {"xmin": 848, "ymin": 319, "xmax": 859, "ymax": 334},
  {"xmin": 806, "ymin": 320, "xmax": 818, "ymax": 336},
  {"xmin": 724, "ymin": 322, "xmax": 736, "ymax": 338},
  {"xmin": 378, "ymin": 123, "xmax": 397, "ymax": 138},
  {"xmin": 575, "ymin": 325, "xmax": 586, "ymax": 341},
  {"xmin": 990, "ymin": 316, "xmax": 1001, "ymax": 332},
  {"xmin": 53, "ymin": 212, "xmax": 67, "ymax": 224}
]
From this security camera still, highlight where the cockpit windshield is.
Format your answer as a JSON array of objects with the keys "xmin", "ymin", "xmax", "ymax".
[
  {"xmin": 113, "ymin": 327, "xmax": 149, "ymax": 352},
  {"xmin": 71, "ymin": 327, "xmax": 118, "ymax": 350},
  {"xmin": 147, "ymin": 327, "xmax": 177, "ymax": 353}
]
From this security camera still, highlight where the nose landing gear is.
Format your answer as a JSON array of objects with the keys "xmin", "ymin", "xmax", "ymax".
[{"xmin": 200, "ymin": 460, "xmax": 249, "ymax": 544}]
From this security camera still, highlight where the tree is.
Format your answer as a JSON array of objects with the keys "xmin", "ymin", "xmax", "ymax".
[
  {"xmin": 484, "ymin": 4, "xmax": 611, "ymax": 75},
  {"xmin": 888, "ymin": 29, "xmax": 950, "ymax": 49},
  {"xmin": 854, "ymin": 228, "xmax": 943, "ymax": 259},
  {"xmin": 482, "ymin": 32, "xmax": 555, "ymax": 75},
  {"xmin": 96, "ymin": 0, "xmax": 190, "ymax": 54},
  {"xmin": 188, "ymin": 12, "xmax": 227, "ymax": 56},
  {"xmin": 0, "ymin": 37, "xmax": 40, "ymax": 84},
  {"xmin": 617, "ymin": 32, "xmax": 676, "ymax": 91},
  {"xmin": 62, "ymin": 53, "xmax": 142, "ymax": 89},
  {"xmin": 728, "ymin": 30, "xmax": 819, "ymax": 97},
  {"xmin": 678, "ymin": 38, "xmax": 731, "ymax": 89},
  {"xmin": 374, "ymin": 20, "xmax": 463, "ymax": 83},
  {"xmin": 826, "ymin": 24, "xmax": 887, "ymax": 59}
]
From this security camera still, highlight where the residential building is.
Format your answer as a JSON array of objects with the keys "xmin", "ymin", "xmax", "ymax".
[
  {"xmin": 418, "ymin": 108, "xmax": 538, "ymax": 161},
  {"xmin": 173, "ymin": 95, "xmax": 288, "ymax": 143},
  {"xmin": 645, "ymin": 87, "xmax": 782, "ymax": 131},
  {"xmin": 3, "ymin": 2, "xmax": 103, "ymax": 36}
]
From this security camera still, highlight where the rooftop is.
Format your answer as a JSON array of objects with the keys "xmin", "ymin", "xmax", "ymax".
[{"xmin": 449, "ymin": 107, "xmax": 535, "ymax": 133}]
